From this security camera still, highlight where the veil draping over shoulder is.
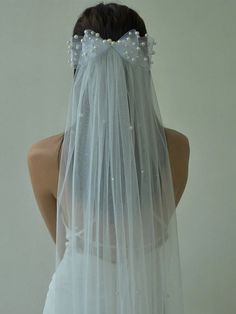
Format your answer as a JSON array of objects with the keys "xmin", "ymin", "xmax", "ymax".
[{"xmin": 54, "ymin": 29, "xmax": 185, "ymax": 314}]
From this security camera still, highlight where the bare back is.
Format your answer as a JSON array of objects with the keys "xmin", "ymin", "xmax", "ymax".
[
  {"xmin": 31, "ymin": 128, "xmax": 189, "ymax": 202},
  {"xmin": 27, "ymin": 128, "xmax": 190, "ymax": 242}
]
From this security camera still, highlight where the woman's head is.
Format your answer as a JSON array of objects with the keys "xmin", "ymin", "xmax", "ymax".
[{"xmin": 72, "ymin": 1, "xmax": 147, "ymax": 75}]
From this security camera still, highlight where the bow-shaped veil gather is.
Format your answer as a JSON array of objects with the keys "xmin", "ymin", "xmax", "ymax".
[{"xmin": 54, "ymin": 29, "xmax": 185, "ymax": 314}]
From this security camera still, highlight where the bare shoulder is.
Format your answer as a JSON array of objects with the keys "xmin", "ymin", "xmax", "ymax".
[
  {"xmin": 27, "ymin": 134, "xmax": 64, "ymax": 242},
  {"xmin": 164, "ymin": 127, "xmax": 190, "ymax": 206},
  {"xmin": 164, "ymin": 127, "xmax": 190, "ymax": 173},
  {"xmin": 28, "ymin": 133, "xmax": 64, "ymax": 155},
  {"xmin": 164, "ymin": 127, "xmax": 190, "ymax": 151},
  {"xmin": 27, "ymin": 133, "xmax": 64, "ymax": 196}
]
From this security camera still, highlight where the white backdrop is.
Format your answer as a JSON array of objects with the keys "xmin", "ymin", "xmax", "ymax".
[{"xmin": 0, "ymin": 0, "xmax": 235, "ymax": 313}]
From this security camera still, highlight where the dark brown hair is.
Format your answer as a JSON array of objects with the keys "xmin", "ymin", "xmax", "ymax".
[
  {"xmin": 58, "ymin": 2, "xmax": 147, "ymax": 169},
  {"xmin": 72, "ymin": 2, "xmax": 147, "ymax": 75}
]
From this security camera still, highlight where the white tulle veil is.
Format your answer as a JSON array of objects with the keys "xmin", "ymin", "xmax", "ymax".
[{"xmin": 54, "ymin": 28, "xmax": 185, "ymax": 314}]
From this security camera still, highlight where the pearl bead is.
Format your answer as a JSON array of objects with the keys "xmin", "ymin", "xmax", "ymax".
[
  {"xmin": 141, "ymin": 169, "xmax": 144, "ymax": 174},
  {"xmin": 68, "ymin": 30, "xmax": 157, "ymax": 68},
  {"xmin": 111, "ymin": 177, "xmax": 114, "ymax": 181},
  {"xmin": 129, "ymin": 125, "xmax": 133, "ymax": 130}
]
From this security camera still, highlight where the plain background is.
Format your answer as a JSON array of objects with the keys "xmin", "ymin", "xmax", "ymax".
[{"xmin": 0, "ymin": 0, "xmax": 235, "ymax": 313}]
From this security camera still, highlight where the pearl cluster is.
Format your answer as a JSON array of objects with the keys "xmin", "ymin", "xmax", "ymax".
[{"xmin": 67, "ymin": 29, "xmax": 157, "ymax": 69}]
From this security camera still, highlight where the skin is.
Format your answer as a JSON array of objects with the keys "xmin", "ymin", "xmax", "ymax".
[{"xmin": 27, "ymin": 128, "xmax": 190, "ymax": 244}]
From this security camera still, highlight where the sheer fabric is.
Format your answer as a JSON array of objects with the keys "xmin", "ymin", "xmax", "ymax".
[{"xmin": 44, "ymin": 29, "xmax": 185, "ymax": 314}]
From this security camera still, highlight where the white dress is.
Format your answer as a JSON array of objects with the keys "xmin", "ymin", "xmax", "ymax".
[{"xmin": 42, "ymin": 229, "xmax": 165, "ymax": 314}]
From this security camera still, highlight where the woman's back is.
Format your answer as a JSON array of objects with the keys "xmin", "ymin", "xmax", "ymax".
[{"xmin": 27, "ymin": 127, "xmax": 190, "ymax": 242}]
